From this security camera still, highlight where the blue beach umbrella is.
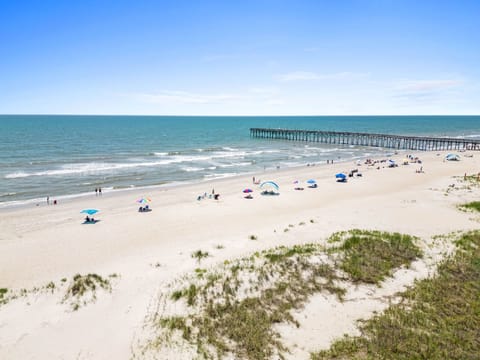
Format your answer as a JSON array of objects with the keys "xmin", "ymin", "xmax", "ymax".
[
  {"xmin": 80, "ymin": 209, "xmax": 99, "ymax": 215},
  {"xmin": 306, "ymin": 179, "xmax": 316, "ymax": 184},
  {"xmin": 260, "ymin": 181, "xmax": 279, "ymax": 191},
  {"xmin": 335, "ymin": 173, "xmax": 346, "ymax": 180}
]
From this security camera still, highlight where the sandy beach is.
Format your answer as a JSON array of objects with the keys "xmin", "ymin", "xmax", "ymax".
[{"xmin": 1, "ymin": 150, "xmax": 479, "ymax": 359}]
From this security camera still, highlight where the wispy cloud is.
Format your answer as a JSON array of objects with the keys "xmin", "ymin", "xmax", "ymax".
[
  {"xmin": 393, "ymin": 79, "xmax": 464, "ymax": 100},
  {"xmin": 135, "ymin": 90, "xmax": 242, "ymax": 104},
  {"xmin": 276, "ymin": 71, "xmax": 369, "ymax": 82},
  {"xmin": 397, "ymin": 79, "xmax": 463, "ymax": 93}
]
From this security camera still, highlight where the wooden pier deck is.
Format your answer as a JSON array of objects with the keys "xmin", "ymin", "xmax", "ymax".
[{"xmin": 250, "ymin": 128, "xmax": 480, "ymax": 151}]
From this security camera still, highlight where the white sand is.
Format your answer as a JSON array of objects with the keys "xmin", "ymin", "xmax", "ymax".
[{"xmin": 1, "ymin": 151, "xmax": 479, "ymax": 359}]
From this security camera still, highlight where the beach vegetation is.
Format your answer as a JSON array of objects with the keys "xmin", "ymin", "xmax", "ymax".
[
  {"xmin": 328, "ymin": 229, "xmax": 422, "ymax": 284},
  {"xmin": 45, "ymin": 281, "xmax": 55, "ymax": 292},
  {"xmin": 154, "ymin": 243, "xmax": 345, "ymax": 359},
  {"xmin": 0, "ymin": 288, "xmax": 8, "ymax": 305},
  {"xmin": 195, "ymin": 268, "xmax": 207, "ymax": 278},
  {"xmin": 171, "ymin": 290, "xmax": 183, "ymax": 301},
  {"xmin": 458, "ymin": 201, "xmax": 480, "ymax": 213},
  {"xmin": 191, "ymin": 250, "xmax": 210, "ymax": 263},
  {"xmin": 149, "ymin": 230, "xmax": 425, "ymax": 359},
  {"xmin": 63, "ymin": 273, "xmax": 112, "ymax": 310},
  {"xmin": 249, "ymin": 235, "xmax": 258, "ymax": 240},
  {"xmin": 214, "ymin": 244, "xmax": 225, "ymax": 249},
  {"xmin": 311, "ymin": 230, "xmax": 480, "ymax": 360},
  {"xmin": 462, "ymin": 174, "xmax": 480, "ymax": 187}
]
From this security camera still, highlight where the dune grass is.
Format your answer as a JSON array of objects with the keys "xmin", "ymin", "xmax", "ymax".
[
  {"xmin": 192, "ymin": 250, "xmax": 210, "ymax": 263},
  {"xmin": 0, "ymin": 288, "xmax": 8, "ymax": 305},
  {"xmin": 458, "ymin": 201, "xmax": 480, "ymax": 213},
  {"xmin": 148, "ymin": 230, "xmax": 424, "ymax": 359},
  {"xmin": 328, "ymin": 229, "xmax": 422, "ymax": 284},
  {"xmin": 311, "ymin": 230, "xmax": 480, "ymax": 360},
  {"xmin": 155, "ymin": 243, "xmax": 345, "ymax": 359},
  {"xmin": 63, "ymin": 273, "xmax": 113, "ymax": 310}
]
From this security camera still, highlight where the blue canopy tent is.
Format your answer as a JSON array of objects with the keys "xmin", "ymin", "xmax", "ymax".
[
  {"xmin": 80, "ymin": 209, "xmax": 99, "ymax": 215},
  {"xmin": 335, "ymin": 173, "xmax": 347, "ymax": 182},
  {"xmin": 81, "ymin": 209, "xmax": 99, "ymax": 223}
]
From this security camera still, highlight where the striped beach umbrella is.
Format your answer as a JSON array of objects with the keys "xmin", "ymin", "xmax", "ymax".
[{"xmin": 136, "ymin": 197, "xmax": 152, "ymax": 204}]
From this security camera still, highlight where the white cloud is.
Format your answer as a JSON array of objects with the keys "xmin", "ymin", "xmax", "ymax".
[
  {"xmin": 276, "ymin": 71, "xmax": 369, "ymax": 82},
  {"xmin": 396, "ymin": 79, "xmax": 463, "ymax": 93}
]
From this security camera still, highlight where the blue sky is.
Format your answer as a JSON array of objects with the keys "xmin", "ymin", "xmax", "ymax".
[{"xmin": 1, "ymin": 0, "xmax": 479, "ymax": 115}]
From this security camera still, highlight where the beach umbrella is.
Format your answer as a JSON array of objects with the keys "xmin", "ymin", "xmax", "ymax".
[
  {"xmin": 136, "ymin": 197, "xmax": 152, "ymax": 204},
  {"xmin": 243, "ymin": 189, "xmax": 253, "ymax": 193},
  {"xmin": 260, "ymin": 181, "xmax": 279, "ymax": 191},
  {"xmin": 80, "ymin": 209, "xmax": 99, "ymax": 215},
  {"xmin": 306, "ymin": 179, "xmax": 316, "ymax": 184},
  {"xmin": 335, "ymin": 173, "xmax": 346, "ymax": 180}
]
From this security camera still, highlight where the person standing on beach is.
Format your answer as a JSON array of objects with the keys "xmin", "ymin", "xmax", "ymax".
[
  {"xmin": 99, "ymin": 187, "xmax": 102, "ymax": 196},
  {"xmin": 95, "ymin": 188, "xmax": 98, "ymax": 196},
  {"xmin": 46, "ymin": 196, "xmax": 50, "ymax": 205}
]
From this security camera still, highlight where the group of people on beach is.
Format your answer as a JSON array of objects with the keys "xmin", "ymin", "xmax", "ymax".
[
  {"xmin": 197, "ymin": 189, "xmax": 220, "ymax": 201},
  {"xmin": 46, "ymin": 196, "xmax": 57, "ymax": 205},
  {"xmin": 95, "ymin": 188, "xmax": 102, "ymax": 196}
]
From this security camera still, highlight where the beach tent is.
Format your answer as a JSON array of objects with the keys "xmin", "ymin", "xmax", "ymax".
[
  {"xmin": 81, "ymin": 209, "xmax": 100, "ymax": 223},
  {"xmin": 335, "ymin": 173, "xmax": 347, "ymax": 182},
  {"xmin": 80, "ymin": 209, "xmax": 99, "ymax": 215},
  {"xmin": 260, "ymin": 181, "xmax": 280, "ymax": 195},
  {"xmin": 445, "ymin": 153, "xmax": 460, "ymax": 161},
  {"xmin": 260, "ymin": 181, "xmax": 279, "ymax": 191}
]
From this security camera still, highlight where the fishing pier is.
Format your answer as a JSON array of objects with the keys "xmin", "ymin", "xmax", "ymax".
[{"xmin": 250, "ymin": 128, "xmax": 480, "ymax": 151}]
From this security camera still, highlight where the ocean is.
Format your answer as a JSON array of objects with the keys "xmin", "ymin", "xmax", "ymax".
[{"xmin": 1, "ymin": 115, "xmax": 480, "ymax": 206}]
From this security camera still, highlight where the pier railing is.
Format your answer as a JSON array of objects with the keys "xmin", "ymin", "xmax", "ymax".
[{"xmin": 250, "ymin": 128, "xmax": 480, "ymax": 151}]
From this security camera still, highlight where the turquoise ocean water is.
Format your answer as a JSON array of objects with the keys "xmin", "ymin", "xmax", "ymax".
[{"xmin": 1, "ymin": 115, "xmax": 479, "ymax": 206}]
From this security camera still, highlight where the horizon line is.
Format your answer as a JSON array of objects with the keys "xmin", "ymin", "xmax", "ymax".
[{"xmin": 1, "ymin": 114, "xmax": 480, "ymax": 117}]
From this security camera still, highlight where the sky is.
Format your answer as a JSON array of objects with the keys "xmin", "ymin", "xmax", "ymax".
[{"xmin": 0, "ymin": 0, "xmax": 479, "ymax": 115}]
